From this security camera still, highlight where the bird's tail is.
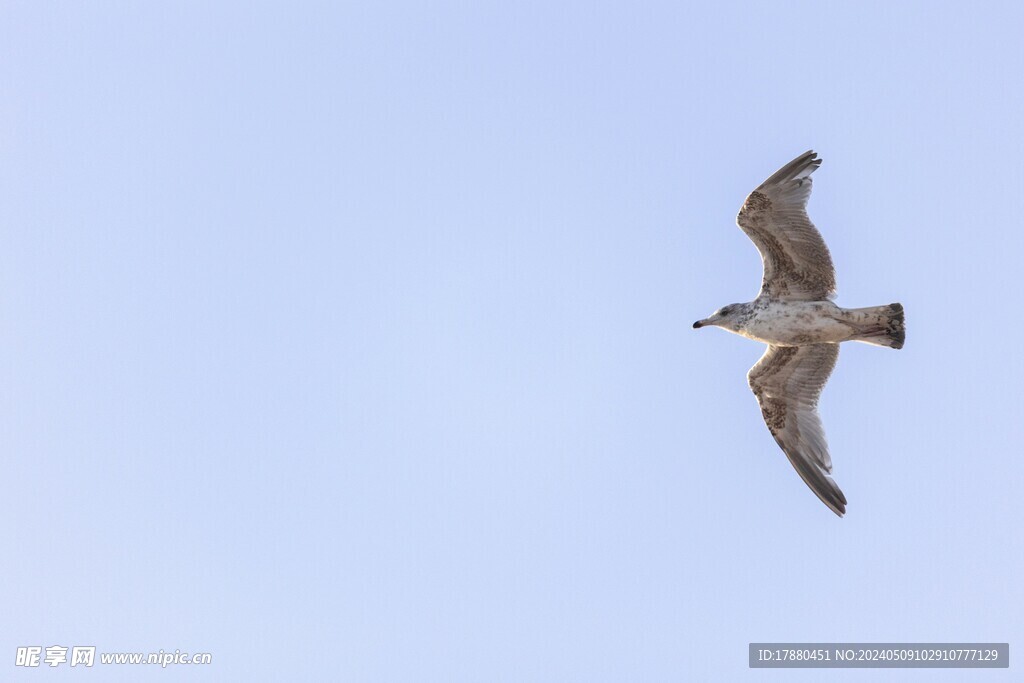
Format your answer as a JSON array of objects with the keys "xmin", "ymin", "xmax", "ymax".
[{"xmin": 847, "ymin": 303, "xmax": 905, "ymax": 349}]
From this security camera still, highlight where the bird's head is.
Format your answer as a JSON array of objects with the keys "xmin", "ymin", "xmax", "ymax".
[{"xmin": 693, "ymin": 304, "xmax": 743, "ymax": 331}]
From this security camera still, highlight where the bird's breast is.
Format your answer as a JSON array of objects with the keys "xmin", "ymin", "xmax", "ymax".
[{"xmin": 738, "ymin": 301, "xmax": 852, "ymax": 345}]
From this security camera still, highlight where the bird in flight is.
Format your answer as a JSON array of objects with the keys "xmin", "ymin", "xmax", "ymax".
[{"xmin": 693, "ymin": 151, "xmax": 904, "ymax": 516}]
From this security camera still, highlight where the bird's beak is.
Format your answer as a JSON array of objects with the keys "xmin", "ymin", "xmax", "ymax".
[{"xmin": 693, "ymin": 319, "xmax": 708, "ymax": 329}]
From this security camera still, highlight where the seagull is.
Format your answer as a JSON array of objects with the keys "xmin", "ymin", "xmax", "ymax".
[{"xmin": 693, "ymin": 151, "xmax": 904, "ymax": 516}]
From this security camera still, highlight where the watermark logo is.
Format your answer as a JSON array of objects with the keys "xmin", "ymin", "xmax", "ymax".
[{"xmin": 15, "ymin": 646, "xmax": 208, "ymax": 668}]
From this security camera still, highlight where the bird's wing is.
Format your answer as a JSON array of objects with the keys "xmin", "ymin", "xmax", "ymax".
[
  {"xmin": 747, "ymin": 343, "xmax": 846, "ymax": 516},
  {"xmin": 736, "ymin": 150, "xmax": 837, "ymax": 301}
]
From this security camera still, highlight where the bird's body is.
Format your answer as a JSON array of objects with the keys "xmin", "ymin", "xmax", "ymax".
[
  {"xmin": 718, "ymin": 298, "xmax": 903, "ymax": 347},
  {"xmin": 693, "ymin": 151, "xmax": 904, "ymax": 517}
]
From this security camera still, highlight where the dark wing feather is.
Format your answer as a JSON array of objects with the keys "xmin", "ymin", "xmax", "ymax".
[
  {"xmin": 748, "ymin": 343, "xmax": 846, "ymax": 516},
  {"xmin": 736, "ymin": 151, "xmax": 837, "ymax": 300}
]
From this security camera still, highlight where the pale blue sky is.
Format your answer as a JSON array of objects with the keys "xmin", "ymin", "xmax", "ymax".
[{"xmin": 1, "ymin": 2, "xmax": 1022, "ymax": 681}]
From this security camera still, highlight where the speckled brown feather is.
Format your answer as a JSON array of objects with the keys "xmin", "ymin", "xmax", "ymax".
[
  {"xmin": 736, "ymin": 151, "xmax": 837, "ymax": 301},
  {"xmin": 747, "ymin": 343, "xmax": 846, "ymax": 516}
]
